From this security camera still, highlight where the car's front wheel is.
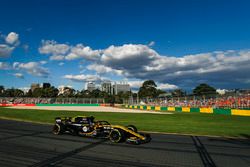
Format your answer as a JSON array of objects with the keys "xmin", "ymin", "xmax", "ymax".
[{"xmin": 109, "ymin": 129, "xmax": 125, "ymax": 143}]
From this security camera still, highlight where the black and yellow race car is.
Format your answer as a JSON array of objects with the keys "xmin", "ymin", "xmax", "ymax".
[{"xmin": 52, "ymin": 116, "xmax": 151, "ymax": 144}]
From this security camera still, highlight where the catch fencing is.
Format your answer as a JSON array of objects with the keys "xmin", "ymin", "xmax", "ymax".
[{"xmin": 0, "ymin": 97, "xmax": 105, "ymax": 104}]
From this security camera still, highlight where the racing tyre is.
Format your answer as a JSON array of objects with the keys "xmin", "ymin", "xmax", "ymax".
[
  {"xmin": 139, "ymin": 133, "xmax": 151, "ymax": 143},
  {"xmin": 52, "ymin": 123, "xmax": 64, "ymax": 135},
  {"xmin": 109, "ymin": 129, "xmax": 125, "ymax": 143},
  {"xmin": 127, "ymin": 125, "xmax": 137, "ymax": 132}
]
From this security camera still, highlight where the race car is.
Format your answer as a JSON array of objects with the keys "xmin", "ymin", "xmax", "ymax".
[{"xmin": 52, "ymin": 116, "xmax": 151, "ymax": 144}]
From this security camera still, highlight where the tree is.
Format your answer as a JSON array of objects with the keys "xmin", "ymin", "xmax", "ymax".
[
  {"xmin": 26, "ymin": 89, "xmax": 33, "ymax": 97},
  {"xmin": 2, "ymin": 88, "xmax": 24, "ymax": 97},
  {"xmin": 138, "ymin": 80, "xmax": 158, "ymax": 98},
  {"xmin": 13, "ymin": 89, "xmax": 24, "ymax": 97},
  {"xmin": 60, "ymin": 87, "xmax": 75, "ymax": 97},
  {"xmin": 78, "ymin": 90, "xmax": 90, "ymax": 98},
  {"xmin": 115, "ymin": 91, "xmax": 131, "ymax": 104},
  {"xmin": 32, "ymin": 88, "xmax": 44, "ymax": 97},
  {"xmin": 99, "ymin": 91, "xmax": 109, "ymax": 98},
  {"xmin": 0, "ymin": 85, "xmax": 5, "ymax": 96},
  {"xmin": 43, "ymin": 87, "xmax": 59, "ymax": 97},
  {"xmin": 171, "ymin": 89, "xmax": 186, "ymax": 97},
  {"xmin": 90, "ymin": 89, "xmax": 102, "ymax": 98},
  {"xmin": 193, "ymin": 83, "xmax": 216, "ymax": 97},
  {"xmin": 118, "ymin": 91, "xmax": 130, "ymax": 100},
  {"xmin": 156, "ymin": 89, "xmax": 166, "ymax": 97}
]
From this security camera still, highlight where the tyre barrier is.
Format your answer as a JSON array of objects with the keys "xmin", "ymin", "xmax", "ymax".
[{"xmin": 122, "ymin": 105, "xmax": 250, "ymax": 116}]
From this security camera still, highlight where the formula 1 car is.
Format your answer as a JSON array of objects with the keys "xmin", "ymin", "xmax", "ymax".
[{"xmin": 52, "ymin": 116, "xmax": 151, "ymax": 144}]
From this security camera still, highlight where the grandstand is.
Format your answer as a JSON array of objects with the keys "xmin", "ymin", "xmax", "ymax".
[{"xmin": 132, "ymin": 95, "xmax": 250, "ymax": 109}]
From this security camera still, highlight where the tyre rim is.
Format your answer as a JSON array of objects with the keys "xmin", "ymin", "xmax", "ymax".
[
  {"xmin": 128, "ymin": 127, "xmax": 134, "ymax": 131},
  {"xmin": 110, "ymin": 131, "xmax": 121, "ymax": 142}
]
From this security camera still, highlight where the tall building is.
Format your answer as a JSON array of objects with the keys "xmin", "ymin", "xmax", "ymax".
[
  {"xmin": 30, "ymin": 83, "xmax": 40, "ymax": 92},
  {"xmin": 101, "ymin": 80, "xmax": 112, "ymax": 94},
  {"xmin": 113, "ymin": 81, "xmax": 130, "ymax": 95},
  {"xmin": 101, "ymin": 80, "xmax": 130, "ymax": 95},
  {"xmin": 87, "ymin": 82, "xmax": 95, "ymax": 92}
]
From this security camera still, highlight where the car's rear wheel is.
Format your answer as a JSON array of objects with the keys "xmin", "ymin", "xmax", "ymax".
[
  {"xmin": 109, "ymin": 129, "xmax": 125, "ymax": 143},
  {"xmin": 127, "ymin": 125, "xmax": 137, "ymax": 132},
  {"xmin": 52, "ymin": 124, "xmax": 64, "ymax": 135}
]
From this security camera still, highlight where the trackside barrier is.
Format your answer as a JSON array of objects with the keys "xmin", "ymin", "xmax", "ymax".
[
  {"xmin": 122, "ymin": 105, "xmax": 250, "ymax": 116},
  {"xmin": 0, "ymin": 104, "xmax": 35, "ymax": 107},
  {"xmin": 36, "ymin": 104, "xmax": 100, "ymax": 106},
  {"xmin": 0, "ymin": 103, "xmax": 124, "ymax": 107},
  {"xmin": 0, "ymin": 103, "xmax": 101, "ymax": 107}
]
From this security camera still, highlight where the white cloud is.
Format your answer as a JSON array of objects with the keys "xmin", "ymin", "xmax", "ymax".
[
  {"xmin": 148, "ymin": 41, "xmax": 155, "ymax": 47},
  {"xmin": 0, "ymin": 62, "xmax": 10, "ymax": 70},
  {"xmin": 13, "ymin": 62, "xmax": 20, "ymax": 69},
  {"xmin": 5, "ymin": 32, "xmax": 19, "ymax": 45},
  {"xmin": 0, "ymin": 32, "xmax": 20, "ymax": 58},
  {"xmin": 127, "ymin": 80, "xmax": 178, "ymax": 90},
  {"xmin": 65, "ymin": 44, "xmax": 100, "ymax": 60},
  {"xmin": 98, "ymin": 44, "xmax": 250, "ymax": 88},
  {"xmin": 63, "ymin": 74, "xmax": 103, "ymax": 82},
  {"xmin": 0, "ymin": 44, "xmax": 15, "ymax": 58},
  {"xmin": 40, "ymin": 60, "xmax": 47, "ymax": 65},
  {"xmin": 158, "ymin": 83, "xmax": 178, "ymax": 90},
  {"xmin": 13, "ymin": 73, "xmax": 24, "ymax": 79},
  {"xmin": 39, "ymin": 40, "xmax": 70, "ymax": 55},
  {"xmin": 128, "ymin": 81, "xmax": 143, "ymax": 89},
  {"xmin": 87, "ymin": 63, "xmax": 123, "ymax": 75},
  {"xmin": 49, "ymin": 55, "xmax": 65, "ymax": 61},
  {"xmin": 64, "ymin": 53, "xmax": 78, "ymax": 60},
  {"xmin": 13, "ymin": 62, "xmax": 49, "ymax": 77},
  {"xmin": 58, "ymin": 62, "xmax": 64, "ymax": 66},
  {"xmin": 216, "ymin": 89, "xmax": 227, "ymax": 95},
  {"xmin": 58, "ymin": 85, "xmax": 72, "ymax": 89},
  {"xmin": 18, "ymin": 87, "xmax": 30, "ymax": 93},
  {"xmin": 39, "ymin": 40, "xmax": 100, "ymax": 61},
  {"xmin": 102, "ymin": 44, "xmax": 158, "ymax": 66}
]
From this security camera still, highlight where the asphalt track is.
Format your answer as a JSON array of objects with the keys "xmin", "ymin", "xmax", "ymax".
[{"xmin": 0, "ymin": 119, "xmax": 250, "ymax": 167}]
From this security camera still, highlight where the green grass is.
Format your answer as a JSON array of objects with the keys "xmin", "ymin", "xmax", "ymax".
[{"xmin": 0, "ymin": 107, "xmax": 250, "ymax": 138}]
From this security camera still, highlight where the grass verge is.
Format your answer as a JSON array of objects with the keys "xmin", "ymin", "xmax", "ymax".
[{"xmin": 0, "ymin": 107, "xmax": 250, "ymax": 138}]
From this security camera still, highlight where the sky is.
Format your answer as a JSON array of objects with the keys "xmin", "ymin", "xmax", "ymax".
[{"xmin": 0, "ymin": 0, "xmax": 250, "ymax": 92}]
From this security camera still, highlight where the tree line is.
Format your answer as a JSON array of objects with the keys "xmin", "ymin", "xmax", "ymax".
[{"xmin": 0, "ymin": 81, "xmax": 217, "ymax": 102}]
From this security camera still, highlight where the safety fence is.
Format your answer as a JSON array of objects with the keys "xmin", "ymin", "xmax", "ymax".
[
  {"xmin": 122, "ymin": 105, "xmax": 250, "ymax": 116},
  {"xmin": 0, "ymin": 103, "xmax": 116, "ymax": 107},
  {"xmin": 0, "ymin": 103, "xmax": 101, "ymax": 107},
  {"xmin": 0, "ymin": 97, "xmax": 105, "ymax": 104}
]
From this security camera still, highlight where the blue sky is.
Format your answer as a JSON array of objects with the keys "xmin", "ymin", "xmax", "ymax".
[{"xmin": 0, "ymin": 0, "xmax": 250, "ymax": 91}]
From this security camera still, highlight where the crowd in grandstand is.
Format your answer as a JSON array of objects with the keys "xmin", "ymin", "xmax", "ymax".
[
  {"xmin": 0, "ymin": 96, "xmax": 249, "ymax": 109},
  {"xmin": 143, "ymin": 95, "xmax": 250, "ymax": 109}
]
